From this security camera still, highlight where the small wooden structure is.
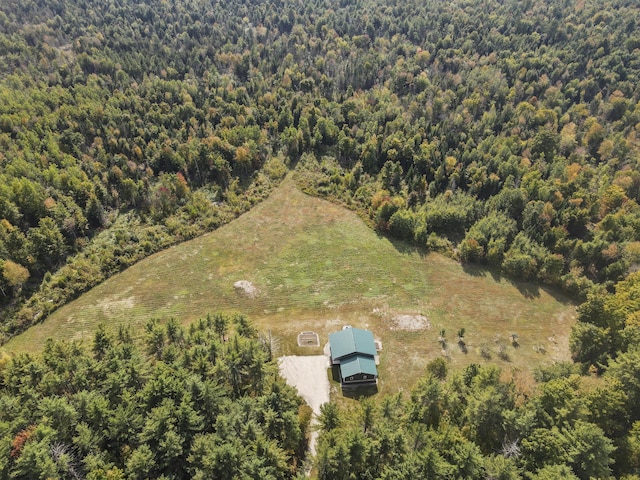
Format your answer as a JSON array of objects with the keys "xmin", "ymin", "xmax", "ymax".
[{"xmin": 297, "ymin": 331, "xmax": 320, "ymax": 347}]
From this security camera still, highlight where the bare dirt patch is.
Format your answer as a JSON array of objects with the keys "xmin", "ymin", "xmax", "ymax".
[
  {"xmin": 97, "ymin": 295, "xmax": 136, "ymax": 316},
  {"xmin": 390, "ymin": 314, "xmax": 431, "ymax": 331},
  {"xmin": 233, "ymin": 280, "xmax": 259, "ymax": 298},
  {"xmin": 278, "ymin": 355, "xmax": 330, "ymax": 456}
]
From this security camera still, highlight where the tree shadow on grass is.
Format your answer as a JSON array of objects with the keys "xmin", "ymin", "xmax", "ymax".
[
  {"xmin": 507, "ymin": 276, "xmax": 576, "ymax": 304},
  {"xmin": 511, "ymin": 280, "xmax": 541, "ymax": 299},
  {"xmin": 461, "ymin": 260, "xmax": 495, "ymax": 278},
  {"xmin": 461, "ymin": 262, "xmax": 544, "ymax": 299},
  {"xmin": 382, "ymin": 234, "xmax": 429, "ymax": 258},
  {"xmin": 341, "ymin": 383, "xmax": 379, "ymax": 399},
  {"xmin": 382, "ymin": 232, "xmax": 574, "ymax": 305},
  {"xmin": 461, "ymin": 261, "xmax": 577, "ymax": 305},
  {"xmin": 540, "ymin": 283, "xmax": 575, "ymax": 305}
]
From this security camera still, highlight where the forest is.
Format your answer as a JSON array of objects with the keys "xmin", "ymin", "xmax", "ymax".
[
  {"xmin": 0, "ymin": 0, "xmax": 639, "ymax": 477},
  {"xmin": 0, "ymin": 315, "xmax": 311, "ymax": 479}
]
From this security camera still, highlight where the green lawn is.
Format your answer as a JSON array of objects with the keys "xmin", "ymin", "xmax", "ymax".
[{"xmin": 5, "ymin": 176, "xmax": 576, "ymax": 395}]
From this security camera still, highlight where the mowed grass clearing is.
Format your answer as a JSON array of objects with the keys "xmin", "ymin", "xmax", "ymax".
[{"xmin": 5, "ymin": 176, "xmax": 576, "ymax": 395}]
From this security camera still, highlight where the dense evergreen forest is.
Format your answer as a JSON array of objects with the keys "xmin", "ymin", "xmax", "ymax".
[
  {"xmin": 1, "ymin": 0, "xmax": 640, "ymax": 477},
  {"xmin": 0, "ymin": 315, "xmax": 311, "ymax": 479},
  {"xmin": 315, "ymin": 355, "xmax": 640, "ymax": 479}
]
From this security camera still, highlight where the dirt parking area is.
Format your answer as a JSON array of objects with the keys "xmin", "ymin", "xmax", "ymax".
[{"xmin": 278, "ymin": 355, "xmax": 330, "ymax": 455}]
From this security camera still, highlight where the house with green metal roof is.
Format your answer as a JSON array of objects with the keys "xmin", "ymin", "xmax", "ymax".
[{"xmin": 329, "ymin": 327, "xmax": 378, "ymax": 385}]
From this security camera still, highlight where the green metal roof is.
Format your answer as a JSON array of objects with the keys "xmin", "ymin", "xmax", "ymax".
[
  {"xmin": 329, "ymin": 328, "xmax": 377, "ymax": 360},
  {"xmin": 340, "ymin": 354, "xmax": 378, "ymax": 378}
]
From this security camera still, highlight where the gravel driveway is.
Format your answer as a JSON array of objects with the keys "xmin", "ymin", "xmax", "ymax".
[{"xmin": 278, "ymin": 355, "xmax": 331, "ymax": 456}]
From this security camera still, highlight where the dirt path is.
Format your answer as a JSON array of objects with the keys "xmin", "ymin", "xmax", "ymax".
[{"xmin": 278, "ymin": 355, "xmax": 330, "ymax": 456}]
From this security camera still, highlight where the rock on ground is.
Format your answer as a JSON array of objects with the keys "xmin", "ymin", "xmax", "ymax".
[{"xmin": 233, "ymin": 280, "xmax": 259, "ymax": 298}]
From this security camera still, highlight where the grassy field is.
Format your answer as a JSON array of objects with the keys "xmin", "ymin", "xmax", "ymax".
[{"xmin": 5, "ymin": 176, "xmax": 576, "ymax": 396}]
